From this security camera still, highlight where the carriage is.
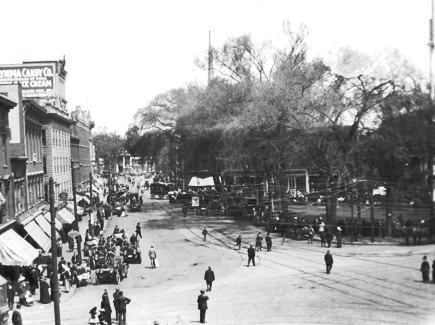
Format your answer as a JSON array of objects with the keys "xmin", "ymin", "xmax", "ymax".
[
  {"xmin": 94, "ymin": 259, "xmax": 128, "ymax": 285},
  {"xmin": 150, "ymin": 183, "xmax": 170, "ymax": 199},
  {"xmin": 129, "ymin": 191, "xmax": 142, "ymax": 212}
]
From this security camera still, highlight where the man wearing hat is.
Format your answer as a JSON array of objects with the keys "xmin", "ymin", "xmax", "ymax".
[
  {"xmin": 113, "ymin": 289, "xmax": 121, "ymax": 322},
  {"xmin": 204, "ymin": 266, "xmax": 215, "ymax": 291},
  {"xmin": 318, "ymin": 219, "xmax": 326, "ymax": 247},
  {"xmin": 420, "ymin": 256, "xmax": 430, "ymax": 283},
  {"xmin": 114, "ymin": 291, "xmax": 131, "ymax": 325},
  {"xmin": 336, "ymin": 227, "xmax": 343, "ymax": 248},
  {"xmin": 324, "ymin": 250, "xmax": 333, "ymax": 274},
  {"xmin": 325, "ymin": 229, "xmax": 333, "ymax": 248},
  {"xmin": 148, "ymin": 245, "xmax": 157, "ymax": 268},
  {"xmin": 101, "ymin": 293, "xmax": 112, "ymax": 325},
  {"xmin": 197, "ymin": 290, "xmax": 209, "ymax": 324},
  {"xmin": 247, "ymin": 244, "xmax": 256, "ymax": 267}
]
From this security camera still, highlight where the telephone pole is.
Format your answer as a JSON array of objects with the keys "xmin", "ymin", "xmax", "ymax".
[
  {"xmin": 429, "ymin": 0, "xmax": 435, "ymax": 218},
  {"xmin": 49, "ymin": 178, "xmax": 61, "ymax": 325}
]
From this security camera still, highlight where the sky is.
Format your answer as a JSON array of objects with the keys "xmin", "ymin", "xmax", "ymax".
[{"xmin": 0, "ymin": 0, "xmax": 431, "ymax": 135}]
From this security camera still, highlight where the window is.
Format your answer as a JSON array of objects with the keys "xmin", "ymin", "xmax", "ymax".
[
  {"xmin": 42, "ymin": 129, "xmax": 46, "ymax": 146},
  {"xmin": 2, "ymin": 133, "xmax": 6, "ymax": 166},
  {"xmin": 43, "ymin": 157, "xmax": 47, "ymax": 174}
]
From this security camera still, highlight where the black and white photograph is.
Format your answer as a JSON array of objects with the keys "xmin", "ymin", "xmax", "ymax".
[{"xmin": 0, "ymin": 1, "xmax": 435, "ymax": 324}]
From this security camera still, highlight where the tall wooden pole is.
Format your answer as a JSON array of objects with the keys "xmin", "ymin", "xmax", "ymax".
[
  {"xmin": 49, "ymin": 177, "xmax": 61, "ymax": 325},
  {"xmin": 70, "ymin": 159, "xmax": 81, "ymax": 261},
  {"xmin": 429, "ymin": 0, "xmax": 435, "ymax": 218},
  {"xmin": 89, "ymin": 172, "xmax": 94, "ymax": 236}
]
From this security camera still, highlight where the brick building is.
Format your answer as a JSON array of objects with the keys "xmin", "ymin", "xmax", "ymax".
[
  {"xmin": 70, "ymin": 105, "xmax": 95, "ymax": 188},
  {"xmin": 0, "ymin": 94, "xmax": 17, "ymax": 225}
]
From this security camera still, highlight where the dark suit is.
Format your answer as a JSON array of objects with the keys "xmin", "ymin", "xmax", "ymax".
[
  {"xmin": 204, "ymin": 269, "xmax": 215, "ymax": 291},
  {"xmin": 101, "ymin": 298, "xmax": 112, "ymax": 325},
  {"xmin": 421, "ymin": 260, "xmax": 430, "ymax": 282},
  {"xmin": 247, "ymin": 247, "xmax": 256, "ymax": 266},
  {"xmin": 7, "ymin": 284, "xmax": 15, "ymax": 309},
  {"xmin": 113, "ymin": 291, "xmax": 121, "ymax": 321},
  {"xmin": 324, "ymin": 252, "xmax": 333, "ymax": 274},
  {"xmin": 197, "ymin": 294, "xmax": 209, "ymax": 323},
  {"xmin": 115, "ymin": 295, "xmax": 131, "ymax": 325}
]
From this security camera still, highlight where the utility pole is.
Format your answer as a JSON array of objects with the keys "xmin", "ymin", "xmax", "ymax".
[
  {"xmin": 429, "ymin": 0, "xmax": 435, "ymax": 218},
  {"xmin": 71, "ymin": 159, "xmax": 81, "ymax": 261},
  {"xmin": 49, "ymin": 178, "xmax": 61, "ymax": 325},
  {"xmin": 89, "ymin": 172, "xmax": 94, "ymax": 236}
]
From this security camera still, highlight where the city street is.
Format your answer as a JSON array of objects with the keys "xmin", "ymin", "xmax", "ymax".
[{"xmin": 18, "ymin": 187, "xmax": 435, "ymax": 325}]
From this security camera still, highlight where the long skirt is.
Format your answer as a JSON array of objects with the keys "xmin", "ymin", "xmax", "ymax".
[
  {"xmin": 64, "ymin": 278, "xmax": 71, "ymax": 292},
  {"xmin": 57, "ymin": 246, "xmax": 62, "ymax": 257}
]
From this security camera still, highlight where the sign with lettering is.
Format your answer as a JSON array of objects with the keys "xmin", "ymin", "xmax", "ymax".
[{"xmin": 0, "ymin": 63, "xmax": 55, "ymax": 98}]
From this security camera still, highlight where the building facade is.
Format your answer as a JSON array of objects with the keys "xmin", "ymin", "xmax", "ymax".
[
  {"xmin": 0, "ymin": 94, "xmax": 17, "ymax": 225},
  {"xmin": 70, "ymin": 105, "xmax": 95, "ymax": 188}
]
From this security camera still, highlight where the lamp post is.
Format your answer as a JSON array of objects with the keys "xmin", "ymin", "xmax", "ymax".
[
  {"xmin": 70, "ymin": 159, "xmax": 82, "ymax": 261},
  {"xmin": 49, "ymin": 177, "xmax": 61, "ymax": 325}
]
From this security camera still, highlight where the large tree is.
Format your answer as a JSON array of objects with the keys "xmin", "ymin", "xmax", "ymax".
[{"xmin": 93, "ymin": 128, "xmax": 125, "ymax": 171}]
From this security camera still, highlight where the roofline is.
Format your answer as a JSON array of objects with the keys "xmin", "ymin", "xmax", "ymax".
[
  {"xmin": 44, "ymin": 112, "xmax": 73, "ymax": 126},
  {"xmin": 23, "ymin": 99, "xmax": 47, "ymax": 114},
  {"xmin": 0, "ymin": 95, "xmax": 17, "ymax": 109}
]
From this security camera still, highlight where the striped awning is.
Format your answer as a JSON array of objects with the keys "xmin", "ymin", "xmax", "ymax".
[
  {"xmin": 0, "ymin": 230, "xmax": 39, "ymax": 266},
  {"xmin": 56, "ymin": 208, "xmax": 75, "ymax": 224},
  {"xmin": 43, "ymin": 212, "xmax": 62, "ymax": 231},
  {"xmin": 24, "ymin": 221, "xmax": 51, "ymax": 252}
]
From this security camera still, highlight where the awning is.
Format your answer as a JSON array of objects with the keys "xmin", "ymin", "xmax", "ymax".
[
  {"xmin": 56, "ymin": 208, "xmax": 75, "ymax": 224},
  {"xmin": 0, "ymin": 229, "xmax": 39, "ymax": 266},
  {"xmin": 65, "ymin": 202, "xmax": 84, "ymax": 215},
  {"xmin": 35, "ymin": 214, "xmax": 52, "ymax": 237},
  {"xmin": 43, "ymin": 212, "xmax": 62, "ymax": 231},
  {"xmin": 92, "ymin": 181, "xmax": 101, "ymax": 189},
  {"xmin": 24, "ymin": 221, "xmax": 51, "ymax": 252},
  {"xmin": 188, "ymin": 176, "xmax": 215, "ymax": 187}
]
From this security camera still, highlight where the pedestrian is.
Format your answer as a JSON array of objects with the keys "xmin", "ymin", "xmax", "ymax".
[
  {"xmin": 135, "ymin": 222, "xmax": 142, "ymax": 238},
  {"xmin": 71, "ymin": 263, "xmax": 79, "ymax": 287},
  {"xmin": 204, "ymin": 266, "xmax": 215, "ymax": 291},
  {"xmin": 104, "ymin": 204, "xmax": 111, "ymax": 219},
  {"xmin": 182, "ymin": 205, "xmax": 187, "ymax": 218},
  {"xmin": 148, "ymin": 245, "xmax": 157, "ymax": 269},
  {"xmin": 247, "ymin": 244, "xmax": 256, "ymax": 267},
  {"xmin": 68, "ymin": 235, "xmax": 74, "ymax": 252},
  {"xmin": 94, "ymin": 222, "xmax": 101, "ymax": 237},
  {"xmin": 336, "ymin": 227, "xmax": 343, "ymax": 248},
  {"xmin": 326, "ymin": 229, "xmax": 333, "ymax": 248},
  {"xmin": 12, "ymin": 304, "xmax": 22, "ymax": 325},
  {"xmin": 7, "ymin": 278, "xmax": 15, "ymax": 310},
  {"xmin": 63, "ymin": 265, "xmax": 71, "ymax": 292},
  {"xmin": 202, "ymin": 228, "xmax": 208, "ymax": 242},
  {"xmin": 88, "ymin": 307, "xmax": 98, "ymax": 325},
  {"xmin": 113, "ymin": 288, "xmax": 121, "ymax": 322},
  {"xmin": 39, "ymin": 278, "xmax": 50, "ymax": 304},
  {"xmin": 319, "ymin": 222, "xmax": 326, "ymax": 247},
  {"xmin": 197, "ymin": 290, "xmax": 209, "ymax": 324},
  {"xmin": 420, "ymin": 256, "xmax": 430, "ymax": 283},
  {"xmin": 266, "ymin": 232, "xmax": 272, "ymax": 251},
  {"xmin": 255, "ymin": 232, "xmax": 263, "ymax": 252},
  {"xmin": 56, "ymin": 237, "xmax": 63, "ymax": 257},
  {"xmin": 101, "ymin": 295, "xmax": 112, "ymax": 325},
  {"xmin": 114, "ymin": 291, "xmax": 131, "ymax": 325},
  {"xmin": 28, "ymin": 265, "xmax": 39, "ymax": 295},
  {"xmin": 46, "ymin": 256, "xmax": 53, "ymax": 278},
  {"xmin": 324, "ymin": 250, "xmax": 333, "ymax": 274},
  {"xmin": 432, "ymin": 260, "xmax": 435, "ymax": 284},
  {"xmin": 235, "ymin": 235, "xmax": 242, "ymax": 250},
  {"xmin": 307, "ymin": 225, "xmax": 314, "ymax": 244}
]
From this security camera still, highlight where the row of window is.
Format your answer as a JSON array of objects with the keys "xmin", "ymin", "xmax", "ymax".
[
  {"xmin": 41, "ymin": 129, "xmax": 70, "ymax": 148},
  {"xmin": 54, "ymin": 156, "xmax": 70, "ymax": 175}
]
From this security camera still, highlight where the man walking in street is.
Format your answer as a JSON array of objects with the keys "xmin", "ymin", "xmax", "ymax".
[
  {"xmin": 255, "ymin": 232, "xmax": 263, "ymax": 252},
  {"xmin": 115, "ymin": 291, "xmax": 131, "ymax": 325},
  {"xmin": 319, "ymin": 221, "xmax": 326, "ymax": 247},
  {"xmin": 148, "ymin": 245, "xmax": 157, "ymax": 268},
  {"xmin": 202, "ymin": 228, "xmax": 208, "ymax": 242},
  {"xmin": 324, "ymin": 250, "xmax": 333, "ymax": 274},
  {"xmin": 266, "ymin": 232, "xmax": 272, "ymax": 251},
  {"xmin": 308, "ymin": 225, "xmax": 314, "ymax": 244},
  {"xmin": 247, "ymin": 244, "xmax": 256, "ymax": 267},
  {"xmin": 326, "ymin": 229, "xmax": 333, "ymax": 248},
  {"xmin": 420, "ymin": 256, "xmax": 430, "ymax": 283},
  {"xmin": 235, "ymin": 235, "xmax": 242, "ymax": 250},
  {"xmin": 204, "ymin": 266, "xmax": 215, "ymax": 291},
  {"xmin": 197, "ymin": 290, "xmax": 209, "ymax": 324},
  {"xmin": 135, "ymin": 222, "xmax": 142, "ymax": 239}
]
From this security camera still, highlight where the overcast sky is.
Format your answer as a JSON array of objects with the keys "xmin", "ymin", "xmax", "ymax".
[{"xmin": 1, "ymin": 0, "xmax": 431, "ymax": 135}]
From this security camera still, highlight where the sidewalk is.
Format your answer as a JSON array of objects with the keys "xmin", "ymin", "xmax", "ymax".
[{"xmin": 52, "ymin": 211, "xmax": 114, "ymax": 303}]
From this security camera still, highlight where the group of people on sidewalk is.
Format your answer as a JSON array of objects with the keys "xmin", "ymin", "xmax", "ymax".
[{"xmin": 88, "ymin": 288, "xmax": 131, "ymax": 325}]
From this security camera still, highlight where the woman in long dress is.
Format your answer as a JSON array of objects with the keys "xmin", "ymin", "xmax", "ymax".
[{"xmin": 63, "ymin": 268, "xmax": 71, "ymax": 292}]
